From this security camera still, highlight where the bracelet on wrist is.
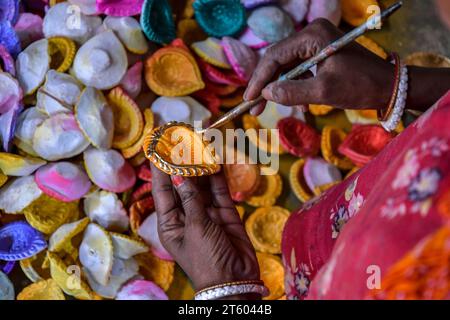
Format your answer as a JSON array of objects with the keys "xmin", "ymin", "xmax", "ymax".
[
  {"xmin": 378, "ymin": 52, "xmax": 402, "ymax": 122},
  {"xmin": 380, "ymin": 64, "xmax": 408, "ymax": 132},
  {"xmin": 194, "ymin": 280, "xmax": 269, "ymax": 300}
]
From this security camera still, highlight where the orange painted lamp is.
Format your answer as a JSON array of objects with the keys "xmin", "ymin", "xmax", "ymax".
[{"xmin": 143, "ymin": 121, "xmax": 220, "ymax": 176}]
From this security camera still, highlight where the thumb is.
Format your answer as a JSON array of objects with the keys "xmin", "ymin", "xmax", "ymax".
[
  {"xmin": 171, "ymin": 176, "xmax": 209, "ymax": 227},
  {"xmin": 262, "ymin": 78, "xmax": 322, "ymax": 106}
]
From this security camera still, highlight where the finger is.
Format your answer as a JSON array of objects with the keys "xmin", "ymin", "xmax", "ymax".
[
  {"xmin": 261, "ymin": 77, "xmax": 326, "ymax": 106},
  {"xmin": 172, "ymin": 176, "xmax": 208, "ymax": 226},
  {"xmin": 249, "ymin": 93, "xmax": 310, "ymax": 116},
  {"xmin": 249, "ymin": 101, "xmax": 266, "ymax": 116},
  {"xmin": 244, "ymin": 32, "xmax": 321, "ymax": 101},
  {"xmin": 244, "ymin": 54, "xmax": 281, "ymax": 102},
  {"xmin": 150, "ymin": 163, "xmax": 183, "ymax": 226},
  {"xmin": 209, "ymin": 172, "xmax": 235, "ymax": 209},
  {"xmin": 197, "ymin": 176, "xmax": 212, "ymax": 207}
]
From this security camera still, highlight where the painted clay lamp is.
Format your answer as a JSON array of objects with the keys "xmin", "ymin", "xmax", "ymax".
[{"xmin": 143, "ymin": 121, "xmax": 220, "ymax": 176}]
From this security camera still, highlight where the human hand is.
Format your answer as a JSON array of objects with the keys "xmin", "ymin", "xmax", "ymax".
[
  {"xmin": 245, "ymin": 18, "xmax": 395, "ymax": 115},
  {"xmin": 150, "ymin": 164, "xmax": 260, "ymax": 296}
]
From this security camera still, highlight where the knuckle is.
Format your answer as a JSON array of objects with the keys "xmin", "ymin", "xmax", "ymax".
[
  {"xmin": 180, "ymin": 189, "xmax": 199, "ymax": 206},
  {"xmin": 273, "ymin": 85, "xmax": 289, "ymax": 104},
  {"xmin": 158, "ymin": 233, "xmax": 176, "ymax": 250},
  {"xmin": 265, "ymin": 45, "xmax": 277, "ymax": 58},
  {"xmin": 309, "ymin": 17, "xmax": 325, "ymax": 27},
  {"xmin": 307, "ymin": 19, "xmax": 339, "ymax": 41},
  {"xmin": 263, "ymin": 46, "xmax": 282, "ymax": 66},
  {"xmin": 159, "ymin": 206, "xmax": 178, "ymax": 218},
  {"xmin": 252, "ymin": 63, "xmax": 261, "ymax": 76},
  {"xmin": 153, "ymin": 183, "xmax": 173, "ymax": 193},
  {"xmin": 251, "ymin": 62, "xmax": 266, "ymax": 81},
  {"xmin": 271, "ymin": 85, "xmax": 284, "ymax": 101},
  {"xmin": 309, "ymin": 18, "xmax": 334, "ymax": 33},
  {"xmin": 157, "ymin": 224, "xmax": 172, "ymax": 245},
  {"xmin": 158, "ymin": 220, "xmax": 178, "ymax": 235},
  {"xmin": 157, "ymin": 223, "xmax": 182, "ymax": 250}
]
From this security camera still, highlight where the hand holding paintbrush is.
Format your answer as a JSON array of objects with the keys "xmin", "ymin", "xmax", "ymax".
[{"xmin": 198, "ymin": 1, "xmax": 403, "ymax": 133}]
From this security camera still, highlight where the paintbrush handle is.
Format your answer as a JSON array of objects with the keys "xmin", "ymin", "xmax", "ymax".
[{"xmin": 198, "ymin": 1, "xmax": 403, "ymax": 134}]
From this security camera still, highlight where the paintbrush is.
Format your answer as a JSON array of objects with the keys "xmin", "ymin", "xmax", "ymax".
[{"xmin": 197, "ymin": 1, "xmax": 403, "ymax": 134}]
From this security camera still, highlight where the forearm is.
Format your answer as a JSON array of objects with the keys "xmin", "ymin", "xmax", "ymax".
[{"xmin": 406, "ymin": 66, "xmax": 450, "ymax": 112}]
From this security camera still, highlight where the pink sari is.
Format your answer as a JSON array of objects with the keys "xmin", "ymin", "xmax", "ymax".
[{"xmin": 282, "ymin": 91, "xmax": 450, "ymax": 300}]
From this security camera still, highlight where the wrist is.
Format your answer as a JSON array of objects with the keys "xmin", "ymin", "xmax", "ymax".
[
  {"xmin": 192, "ymin": 267, "xmax": 260, "ymax": 292},
  {"xmin": 194, "ymin": 281, "xmax": 267, "ymax": 300},
  {"xmin": 371, "ymin": 60, "xmax": 396, "ymax": 109},
  {"xmin": 193, "ymin": 274, "xmax": 261, "ymax": 292},
  {"xmin": 406, "ymin": 66, "xmax": 450, "ymax": 112}
]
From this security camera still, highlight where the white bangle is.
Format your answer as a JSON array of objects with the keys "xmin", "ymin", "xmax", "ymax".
[
  {"xmin": 194, "ymin": 283, "xmax": 269, "ymax": 300},
  {"xmin": 381, "ymin": 64, "xmax": 408, "ymax": 132}
]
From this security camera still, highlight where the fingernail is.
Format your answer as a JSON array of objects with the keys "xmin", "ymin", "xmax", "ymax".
[
  {"xmin": 261, "ymin": 86, "xmax": 272, "ymax": 100},
  {"xmin": 249, "ymin": 107, "xmax": 258, "ymax": 116},
  {"xmin": 171, "ymin": 175, "xmax": 185, "ymax": 187},
  {"xmin": 243, "ymin": 89, "xmax": 249, "ymax": 101}
]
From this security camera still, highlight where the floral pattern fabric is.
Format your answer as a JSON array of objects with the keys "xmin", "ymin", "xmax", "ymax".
[{"xmin": 282, "ymin": 91, "xmax": 450, "ymax": 300}]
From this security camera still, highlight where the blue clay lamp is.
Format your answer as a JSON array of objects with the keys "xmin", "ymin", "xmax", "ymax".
[
  {"xmin": 194, "ymin": 0, "xmax": 246, "ymax": 37},
  {"xmin": 141, "ymin": 0, "xmax": 177, "ymax": 45}
]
